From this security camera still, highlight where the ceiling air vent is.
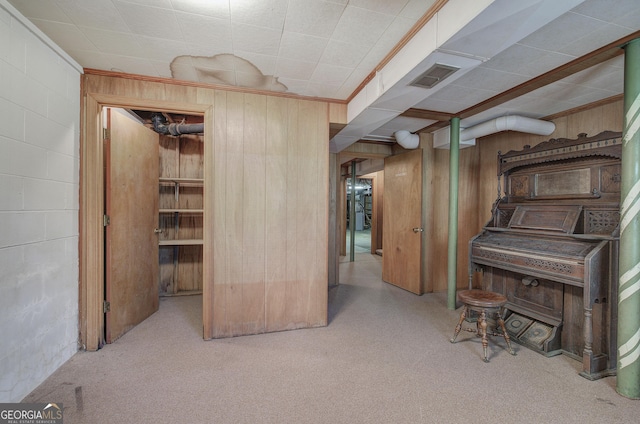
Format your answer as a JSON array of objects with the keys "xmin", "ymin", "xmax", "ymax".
[{"xmin": 409, "ymin": 63, "xmax": 459, "ymax": 89}]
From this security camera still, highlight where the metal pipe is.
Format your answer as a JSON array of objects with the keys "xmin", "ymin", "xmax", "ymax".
[
  {"xmin": 151, "ymin": 113, "xmax": 204, "ymax": 135},
  {"xmin": 617, "ymin": 37, "xmax": 640, "ymax": 400},
  {"xmin": 447, "ymin": 117, "xmax": 460, "ymax": 310},
  {"xmin": 350, "ymin": 161, "xmax": 356, "ymax": 262}
]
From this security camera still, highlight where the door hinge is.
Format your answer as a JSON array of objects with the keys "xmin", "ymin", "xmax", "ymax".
[
  {"xmin": 103, "ymin": 214, "xmax": 110, "ymax": 227},
  {"xmin": 103, "ymin": 128, "xmax": 110, "ymax": 140},
  {"xmin": 103, "ymin": 300, "xmax": 110, "ymax": 313}
]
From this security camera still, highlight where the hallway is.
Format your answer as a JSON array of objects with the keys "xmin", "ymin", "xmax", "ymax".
[{"xmin": 24, "ymin": 253, "xmax": 638, "ymax": 423}]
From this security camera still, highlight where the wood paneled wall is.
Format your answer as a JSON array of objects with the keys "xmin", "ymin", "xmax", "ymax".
[
  {"xmin": 210, "ymin": 92, "xmax": 329, "ymax": 337},
  {"xmin": 424, "ymin": 100, "xmax": 624, "ymax": 293},
  {"xmin": 81, "ymin": 74, "xmax": 330, "ymax": 347}
]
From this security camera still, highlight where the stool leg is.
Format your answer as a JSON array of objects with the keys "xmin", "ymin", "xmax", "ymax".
[
  {"xmin": 479, "ymin": 309, "xmax": 489, "ymax": 362},
  {"xmin": 450, "ymin": 306, "xmax": 467, "ymax": 343},
  {"xmin": 497, "ymin": 309, "xmax": 516, "ymax": 356}
]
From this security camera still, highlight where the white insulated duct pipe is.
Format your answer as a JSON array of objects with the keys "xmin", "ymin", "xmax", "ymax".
[
  {"xmin": 394, "ymin": 130, "xmax": 420, "ymax": 149},
  {"xmin": 460, "ymin": 115, "xmax": 555, "ymax": 141}
]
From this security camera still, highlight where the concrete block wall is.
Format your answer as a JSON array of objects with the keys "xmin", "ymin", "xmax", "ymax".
[{"xmin": 0, "ymin": 1, "xmax": 82, "ymax": 402}]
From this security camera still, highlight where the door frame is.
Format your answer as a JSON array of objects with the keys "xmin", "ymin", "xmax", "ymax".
[{"xmin": 80, "ymin": 92, "xmax": 211, "ymax": 351}]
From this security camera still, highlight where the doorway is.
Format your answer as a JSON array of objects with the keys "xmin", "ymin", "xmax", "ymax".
[
  {"xmin": 103, "ymin": 107, "xmax": 205, "ymax": 344},
  {"xmin": 345, "ymin": 177, "xmax": 372, "ymax": 255},
  {"xmin": 79, "ymin": 91, "xmax": 211, "ymax": 351}
]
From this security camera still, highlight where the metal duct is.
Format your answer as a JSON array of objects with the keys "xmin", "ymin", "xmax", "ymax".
[
  {"xmin": 460, "ymin": 115, "xmax": 555, "ymax": 141},
  {"xmin": 151, "ymin": 113, "xmax": 204, "ymax": 136},
  {"xmin": 394, "ymin": 130, "xmax": 420, "ymax": 149}
]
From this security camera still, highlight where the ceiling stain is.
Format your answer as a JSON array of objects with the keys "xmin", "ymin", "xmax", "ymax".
[{"xmin": 170, "ymin": 53, "xmax": 288, "ymax": 93}]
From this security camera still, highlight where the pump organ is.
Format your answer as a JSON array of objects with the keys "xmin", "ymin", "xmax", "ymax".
[{"xmin": 469, "ymin": 131, "xmax": 621, "ymax": 380}]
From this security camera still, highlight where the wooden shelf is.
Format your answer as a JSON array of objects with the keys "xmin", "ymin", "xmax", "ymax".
[
  {"xmin": 160, "ymin": 289, "xmax": 203, "ymax": 297},
  {"xmin": 159, "ymin": 208, "xmax": 204, "ymax": 213},
  {"xmin": 159, "ymin": 177, "xmax": 203, "ymax": 185},
  {"xmin": 159, "ymin": 239, "xmax": 203, "ymax": 246}
]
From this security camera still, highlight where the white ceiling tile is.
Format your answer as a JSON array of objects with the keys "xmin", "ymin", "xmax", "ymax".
[
  {"xmin": 275, "ymin": 57, "xmax": 316, "ymax": 80},
  {"xmin": 175, "ymin": 12, "xmax": 232, "ymax": 49},
  {"xmin": 28, "ymin": 19, "xmax": 95, "ymax": 51},
  {"xmin": 185, "ymin": 44, "xmax": 229, "ymax": 58},
  {"xmin": 519, "ymin": 12, "xmax": 608, "ymax": 52},
  {"xmin": 233, "ymin": 50, "xmax": 278, "ymax": 75},
  {"xmin": 452, "ymin": 68, "xmax": 529, "ymax": 93},
  {"xmin": 284, "ymin": 0, "xmax": 345, "ymax": 38},
  {"xmin": 336, "ymin": 67, "xmax": 372, "ymax": 98},
  {"xmin": 230, "ymin": 0, "xmax": 288, "ymax": 30},
  {"xmin": 480, "ymin": 44, "xmax": 574, "ymax": 77},
  {"xmin": 334, "ymin": 84, "xmax": 356, "ymax": 99},
  {"xmin": 102, "ymin": 53, "xmax": 160, "ymax": 76},
  {"xmin": 170, "ymin": 0, "xmax": 230, "ymax": 20},
  {"xmin": 114, "ymin": 1, "xmax": 182, "ymax": 40},
  {"xmin": 320, "ymin": 39, "xmax": 368, "ymax": 68},
  {"xmin": 56, "ymin": 0, "xmax": 129, "ymax": 32},
  {"xmin": 80, "ymin": 27, "xmax": 146, "ymax": 57},
  {"xmin": 557, "ymin": 23, "xmax": 632, "ymax": 57},
  {"xmin": 274, "ymin": 77, "xmax": 308, "ymax": 95},
  {"xmin": 371, "ymin": 15, "xmax": 418, "ymax": 58},
  {"xmin": 356, "ymin": 42, "xmax": 394, "ymax": 72},
  {"xmin": 232, "ymin": 23, "xmax": 281, "ymax": 56},
  {"xmin": 310, "ymin": 63, "xmax": 352, "ymax": 86},
  {"xmin": 400, "ymin": 0, "xmax": 437, "ymax": 19},
  {"xmin": 65, "ymin": 49, "xmax": 115, "ymax": 70},
  {"xmin": 570, "ymin": 0, "xmax": 640, "ymax": 24},
  {"xmin": 562, "ymin": 60, "xmax": 621, "ymax": 87},
  {"xmin": 432, "ymin": 84, "xmax": 497, "ymax": 105},
  {"xmin": 136, "ymin": 36, "xmax": 191, "ymax": 62},
  {"xmin": 118, "ymin": 0, "xmax": 173, "ymax": 8},
  {"xmin": 616, "ymin": 6, "xmax": 640, "ymax": 29},
  {"xmin": 235, "ymin": 70, "xmax": 282, "ymax": 91},
  {"xmin": 7, "ymin": 0, "xmax": 72, "ymax": 23},
  {"xmin": 349, "ymin": 0, "xmax": 409, "ymax": 16},
  {"xmin": 305, "ymin": 81, "xmax": 342, "ymax": 98},
  {"xmin": 150, "ymin": 59, "xmax": 172, "ymax": 78},
  {"xmin": 279, "ymin": 32, "xmax": 328, "ymax": 63},
  {"xmin": 331, "ymin": 6, "xmax": 394, "ymax": 47}
]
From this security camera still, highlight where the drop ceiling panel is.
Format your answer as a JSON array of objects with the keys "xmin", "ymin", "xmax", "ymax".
[
  {"xmin": 279, "ymin": 32, "xmax": 328, "ymax": 63},
  {"xmin": 284, "ymin": 0, "xmax": 344, "ymax": 37},
  {"xmin": 331, "ymin": 6, "xmax": 394, "ymax": 47},
  {"xmin": 114, "ymin": 1, "xmax": 182, "ymax": 40},
  {"xmin": 5, "ymin": 0, "xmax": 640, "ymax": 154},
  {"xmin": 169, "ymin": 0, "xmax": 231, "ymax": 20},
  {"xmin": 230, "ymin": 0, "xmax": 288, "ymax": 30}
]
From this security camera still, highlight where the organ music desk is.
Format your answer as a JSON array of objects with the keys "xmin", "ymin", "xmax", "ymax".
[{"xmin": 469, "ymin": 131, "xmax": 621, "ymax": 380}]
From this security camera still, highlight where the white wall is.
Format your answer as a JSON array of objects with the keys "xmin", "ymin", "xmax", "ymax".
[{"xmin": 0, "ymin": 1, "xmax": 82, "ymax": 402}]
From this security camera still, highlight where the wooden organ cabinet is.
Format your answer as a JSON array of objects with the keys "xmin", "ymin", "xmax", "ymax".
[
  {"xmin": 158, "ymin": 132, "xmax": 204, "ymax": 296},
  {"xmin": 470, "ymin": 131, "xmax": 621, "ymax": 380}
]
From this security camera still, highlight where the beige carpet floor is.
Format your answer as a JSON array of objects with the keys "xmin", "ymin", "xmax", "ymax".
[{"xmin": 24, "ymin": 253, "xmax": 639, "ymax": 423}]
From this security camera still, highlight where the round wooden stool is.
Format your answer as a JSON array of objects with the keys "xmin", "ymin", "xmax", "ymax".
[{"xmin": 450, "ymin": 289, "xmax": 516, "ymax": 362}]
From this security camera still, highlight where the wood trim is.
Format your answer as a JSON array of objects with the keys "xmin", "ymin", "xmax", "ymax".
[
  {"xmin": 84, "ymin": 68, "xmax": 347, "ymax": 105},
  {"xmin": 345, "ymin": 0, "xmax": 449, "ymax": 103},
  {"xmin": 80, "ymin": 87, "xmax": 210, "ymax": 350},
  {"xmin": 401, "ymin": 108, "xmax": 456, "ymax": 122}
]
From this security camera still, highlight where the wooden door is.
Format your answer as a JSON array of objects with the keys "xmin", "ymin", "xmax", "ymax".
[
  {"xmin": 105, "ymin": 108, "xmax": 160, "ymax": 343},
  {"xmin": 382, "ymin": 149, "xmax": 423, "ymax": 294}
]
